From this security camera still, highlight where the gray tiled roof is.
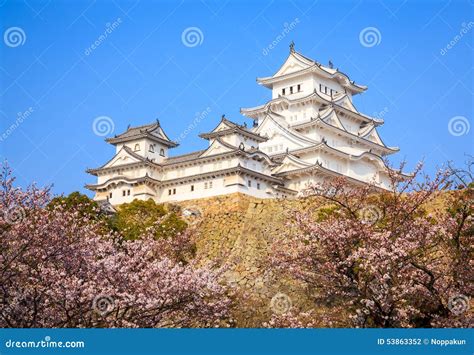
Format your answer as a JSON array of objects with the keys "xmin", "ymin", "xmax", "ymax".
[
  {"xmin": 163, "ymin": 150, "xmax": 206, "ymax": 164},
  {"xmin": 106, "ymin": 121, "xmax": 178, "ymax": 147}
]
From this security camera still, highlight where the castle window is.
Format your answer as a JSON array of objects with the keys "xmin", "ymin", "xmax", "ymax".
[
  {"xmin": 191, "ymin": 185, "xmax": 194, "ymax": 192},
  {"xmin": 290, "ymin": 86, "xmax": 293, "ymax": 94},
  {"xmin": 209, "ymin": 181, "xmax": 213, "ymax": 189},
  {"xmin": 248, "ymin": 180, "xmax": 251, "ymax": 187},
  {"xmin": 168, "ymin": 189, "xmax": 172, "ymax": 195},
  {"xmin": 297, "ymin": 84, "xmax": 301, "ymax": 92},
  {"xmin": 173, "ymin": 188, "xmax": 176, "ymax": 195},
  {"xmin": 204, "ymin": 182, "xmax": 208, "ymax": 189},
  {"xmin": 134, "ymin": 143, "xmax": 140, "ymax": 151},
  {"xmin": 160, "ymin": 148, "xmax": 165, "ymax": 156},
  {"xmin": 149, "ymin": 144, "xmax": 155, "ymax": 153},
  {"xmin": 122, "ymin": 190, "xmax": 126, "ymax": 197},
  {"xmin": 319, "ymin": 84, "xmax": 322, "ymax": 92},
  {"xmin": 109, "ymin": 192, "xmax": 112, "ymax": 198},
  {"xmin": 127, "ymin": 190, "xmax": 130, "ymax": 196},
  {"xmin": 324, "ymin": 86, "xmax": 328, "ymax": 94},
  {"xmin": 257, "ymin": 183, "xmax": 261, "ymax": 190},
  {"xmin": 282, "ymin": 88, "xmax": 286, "ymax": 95}
]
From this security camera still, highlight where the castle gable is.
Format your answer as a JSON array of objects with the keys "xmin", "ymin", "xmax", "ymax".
[
  {"xmin": 271, "ymin": 154, "xmax": 312, "ymax": 174},
  {"xmin": 102, "ymin": 146, "xmax": 146, "ymax": 169},
  {"xmin": 199, "ymin": 139, "xmax": 236, "ymax": 158}
]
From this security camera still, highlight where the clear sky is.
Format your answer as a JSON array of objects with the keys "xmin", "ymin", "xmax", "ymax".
[{"xmin": 1, "ymin": 0, "xmax": 473, "ymax": 196}]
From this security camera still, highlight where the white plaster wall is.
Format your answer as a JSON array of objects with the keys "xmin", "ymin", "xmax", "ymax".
[
  {"xmin": 312, "ymin": 76, "xmax": 345, "ymax": 98},
  {"xmin": 157, "ymin": 174, "xmax": 275, "ymax": 202},
  {"xmin": 117, "ymin": 139, "xmax": 169, "ymax": 163},
  {"xmin": 272, "ymin": 73, "xmax": 313, "ymax": 100},
  {"xmin": 222, "ymin": 134, "xmax": 259, "ymax": 150},
  {"xmin": 104, "ymin": 182, "xmax": 157, "ymax": 205}
]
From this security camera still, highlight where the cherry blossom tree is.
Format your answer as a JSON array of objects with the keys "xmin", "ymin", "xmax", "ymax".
[
  {"xmin": 0, "ymin": 164, "xmax": 230, "ymax": 328},
  {"xmin": 269, "ymin": 162, "xmax": 472, "ymax": 328}
]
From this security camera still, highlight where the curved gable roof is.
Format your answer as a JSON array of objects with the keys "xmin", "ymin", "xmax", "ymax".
[
  {"xmin": 257, "ymin": 50, "xmax": 367, "ymax": 94},
  {"xmin": 106, "ymin": 121, "xmax": 178, "ymax": 147}
]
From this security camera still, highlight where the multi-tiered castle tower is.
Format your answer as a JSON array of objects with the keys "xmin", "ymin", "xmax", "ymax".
[
  {"xmin": 240, "ymin": 43, "xmax": 399, "ymax": 193},
  {"xmin": 86, "ymin": 44, "xmax": 400, "ymax": 205}
]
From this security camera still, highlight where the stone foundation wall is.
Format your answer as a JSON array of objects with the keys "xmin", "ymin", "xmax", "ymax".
[{"xmin": 174, "ymin": 193, "xmax": 340, "ymax": 327}]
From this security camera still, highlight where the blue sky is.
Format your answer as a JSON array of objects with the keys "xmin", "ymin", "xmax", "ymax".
[{"xmin": 1, "ymin": 0, "xmax": 473, "ymax": 196}]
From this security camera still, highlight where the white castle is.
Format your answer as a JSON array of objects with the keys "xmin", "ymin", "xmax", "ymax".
[{"xmin": 87, "ymin": 44, "xmax": 400, "ymax": 205}]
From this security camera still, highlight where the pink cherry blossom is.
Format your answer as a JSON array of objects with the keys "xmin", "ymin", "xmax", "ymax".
[
  {"xmin": 0, "ymin": 163, "xmax": 231, "ymax": 328},
  {"xmin": 269, "ymin": 161, "xmax": 472, "ymax": 328}
]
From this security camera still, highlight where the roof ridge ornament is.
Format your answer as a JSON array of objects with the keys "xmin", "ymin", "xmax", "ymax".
[
  {"xmin": 328, "ymin": 60, "xmax": 334, "ymax": 69},
  {"xmin": 289, "ymin": 41, "xmax": 295, "ymax": 53},
  {"xmin": 156, "ymin": 119, "xmax": 160, "ymax": 126}
]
